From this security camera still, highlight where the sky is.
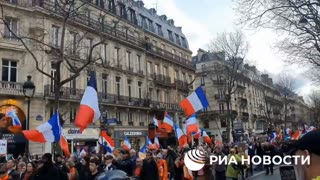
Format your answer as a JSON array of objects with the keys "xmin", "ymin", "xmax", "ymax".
[{"xmin": 143, "ymin": 0, "xmax": 320, "ymax": 100}]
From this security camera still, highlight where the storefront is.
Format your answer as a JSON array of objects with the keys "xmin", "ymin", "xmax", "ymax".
[
  {"xmin": 63, "ymin": 127, "xmax": 100, "ymax": 154},
  {"xmin": 0, "ymin": 103, "xmax": 27, "ymax": 158},
  {"xmin": 113, "ymin": 128, "xmax": 148, "ymax": 150}
]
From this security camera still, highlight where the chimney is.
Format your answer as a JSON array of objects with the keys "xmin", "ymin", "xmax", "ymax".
[
  {"xmin": 160, "ymin": 15, "xmax": 167, "ymax": 21},
  {"xmin": 177, "ymin": 26, "xmax": 182, "ymax": 31},
  {"xmin": 136, "ymin": 0, "xmax": 144, "ymax": 8},
  {"xmin": 149, "ymin": 8, "xmax": 157, "ymax": 15},
  {"xmin": 167, "ymin": 19, "xmax": 175, "ymax": 26},
  {"xmin": 197, "ymin": 48, "xmax": 206, "ymax": 61}
]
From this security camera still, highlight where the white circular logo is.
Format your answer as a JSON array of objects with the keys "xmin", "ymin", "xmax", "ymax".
[{"xmin": 184, "ymin": 149, "xmax": 206, "ymax": 171}]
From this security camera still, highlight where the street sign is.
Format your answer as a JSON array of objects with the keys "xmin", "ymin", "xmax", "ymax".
[
  {"xmin": 104, "ymin": 118, "xmax": 118, "ymax": 124},
  {"xmin": 0, "ymin": 140, "xmax": 7, "ymax": 155}
]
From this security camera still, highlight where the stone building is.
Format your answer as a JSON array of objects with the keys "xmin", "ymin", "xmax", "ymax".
[
  {"xmin": 193, "ymin": 49, "xmax": 309, "ymax": 142},
  {"xmin": 0, "ymin": 0, "xmax": 194, "ymax": 155}
]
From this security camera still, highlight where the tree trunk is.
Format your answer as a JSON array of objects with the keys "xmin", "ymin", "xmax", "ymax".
[
  {"xmin": 284, "ymin": 97, "xmax": 287, "ymax": 138},
  {"xmin": 226, "ymin": 98, "xmax": 234, "ymax": 142}
]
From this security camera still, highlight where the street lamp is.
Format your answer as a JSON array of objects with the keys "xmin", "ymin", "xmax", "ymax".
[{"xmin": 23, "ymin": 75, "xmax": 35, "ymax": 155}]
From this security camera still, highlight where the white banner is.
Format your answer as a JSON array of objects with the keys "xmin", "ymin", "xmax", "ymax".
[{"xmin": 0, "ymin": 140, "xmax": 7, "ymax": 155}]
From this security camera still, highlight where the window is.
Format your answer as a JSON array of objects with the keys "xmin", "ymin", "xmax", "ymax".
[
  {"xmin": 167, "ymin": 30, "xmax": 174, "ymax": 41},
  {"xmin": 219, "ymin": 103, "xmax": 225, "ymax": 113},
  {"xmin": 221, "ymin": 119, "xmax": 227, "ymax": 128},
  {"xmin": 126, "ymin": 51, "xmax": 131, "ymax": 70},
  {"xmin": 127, "ymin": 79, "xmax": 132, "ymax": 100},
  {"xmin": 156, "ymin": 24, "xmax": 163, "ymax": 36},
  {"xmin": 163, "ymin": 66, "xmax": 168, "ymax": 77},
  {"xmin": 174, "ymin": 70, "xmax": 179, "ymax": 80},
  {"xmin": 179, "ymin": 52, "xmax": 183, "ymax": 58},
  {"xmin": 102, "ymin": 44, "xmax": 108, "ymax": 64},
  {"xmin": 115, "ymin": 76, "xmax": 121, "ymax": 98},
  {"xmin": 147, "ymin": 62, "xmax": 152, "ymax": 74},
  {"xmin": 50, "ymin": 62, "xmax": 57, "ymax": 92},
  {"xmin": 175, "ymin": 34, "xmax": 181, "ymax": 45},
  {"xmin": 69, "ymin": 108, "xmax": 77, "ymax": 123},
  {"xmin": 96, "ymin": 0, "xmax": 104, "ymax": 8},
  {"xmin": 154, "ymin": 64, "xmax": 159, "ymax": 75},
  {"xmin": 114, "ymin": 47, "xmax": 120, "ymax": 66},
  {"xmin": 200, "ymin": 76, "xmax": 205, "ymax": 86},
  {"xmin": 182, "ymin": 73, "xmax": 186, "ymax": 82},
  {"xmin": 148, "ymin": 19, "xmax": 154, "ymax": 32},
  {"xmin": 51, "ymin": 25, "xmax": 59, "ymax": 47},
  {"xmin": 116, "ymin": 112, "xmax": 121, "ymax": 122},
  {"xmin": 2, "ymin": 59, "xmax": 17, "ymax": 82},
  {"xmin": 156, "ymin": 89, "xmax": 160, "ymax": 101},
  {"xmin": 188, "ymin": 75, "xmax": 192, "ymax": 84},
  {"xmin": 140, "ymin": 15, "xmax": 147, "ymax": 29},
  {"xmin": 86, "ymin": 38, "xmax": 93, "ymax": 56},
  {"xmin": 4, "ymin": 17, "xmax": 17, "ymax": 40},
  {"xmin": 149, "ymin": 88, "xmax": 153, "ymax": 100},
  {"xmin": 108, "ymin": 0, "xmax": 116, "ymax": 12},
  {"xmin": 137, "ymin": 55, "xmax": 142, "ymax": 72},
  {"xmin": 129, "ymin": 9, "xmax": 137, "ymax": 24},
  {"xmin": 69, "ymin": 73, "xmax": 76, "ymax": 95},
  {"xmin": 138, "ymin": 81, "xmax": 142, "ymax": 99},
  {"xmin": 152, "ymin": 40, "xmax": 157, "ymax": 47},
  {"xmin": 256, "ymin": 121, "xmax": 264, "ymax": 130},
  {"xmin": 119, "ymin": 3, "xmax": 126, "ymax": 18},
  {"xmin": 161, "ymin": 44, "xmax": 165, "ymax": 54},
  {"xmin": 101, "ymin": 74, "xmax": 108, "ymax": 99},
  {"xmin": 6, "ymin": 0, "xmax": 18, "ymax": 5},
  {"xmin": 70, "ymin": 32, "xmax": 77, "ymax": 54},
  {"xmin": 172, "ymin": 49, "xmax": 176, "ymax": 55},
  {"xmin": 86, "ymin": 71, "xmax": 90, "ymax": 82},
  {"xmin": 164, "ymin": 91, "xmax": 169, "ymax": 103},
  {"xmin": 128, "ymin": 112, "xmax": 133, "ymax": 125},
  {"xmin": 181, "ymin": 37, "xmax": 187, "ymax": 48}
]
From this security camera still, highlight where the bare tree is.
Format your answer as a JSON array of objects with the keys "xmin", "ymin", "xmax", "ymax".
[
  {"xmin": 236, "ymin": 0, "xmax": 320, "ymax": 82},
  {"xmin": 208, "ymin": 30, "xmax": 249, "ymax": 141},
  {"xmin": 0, "ymin": 0, "xmax": 137, "ymax": 113},
  {"xmin": 275, "ymin": 73, "xmax": 296, "ymax": 137},
  {"xmin": 308, "ymin": 90, "xmax": 320, "ymax": 128}
]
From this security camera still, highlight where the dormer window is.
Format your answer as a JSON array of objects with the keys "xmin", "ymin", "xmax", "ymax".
[
  {"xmin": 156, "ymin": 24, "xmax": 163, "ymax": 36},
  {"xmin": 175, "ymin": 34, "xmax": 181, "ymax": 45},
  {"xmin": 119, "ymin": 3, "xmax": 126, "ymax": 19},
  {"xmin": 167, "ymin": 30, "xmax": 174, "ymax": 42},
  {"xmin": 129, "ymin": 8, "xmax": 137, "ymax": 25},
  {"xmin": 148, "ymin": 19, "xmax": 154, "ymax": 32}
]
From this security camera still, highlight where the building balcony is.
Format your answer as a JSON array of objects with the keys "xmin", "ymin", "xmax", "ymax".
[
  {"xmin": 149, "ymin": 100, "xmax": 182, "ymax": 111},
  {"xmin": 174, "ymin": 79, "xmax": 189, "ymax": 91},
  {"xmin": 212, "ymin": 80, "xmax": 226, "ymax": 86},
  {"xmin": 265, "ymin": 95, "xmax": 283, "ymax": 107},
  {"xmin": 0, "ymin": 81, "xmax": 24, "ymax": 96},
  {"xmin": 152, "ymin": 74, "xmax": 171, "ymax": 86},
  {"xmin": 146, "ymin": 45, "xmax": 194, "ymax": 70},
  {"xmin": 8, "ymin": 0, "xmax": 145, "ymax": 49}
]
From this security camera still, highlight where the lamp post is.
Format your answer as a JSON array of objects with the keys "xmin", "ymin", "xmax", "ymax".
[{"xmin": 23, "ymin": 75, "xmax": 35, "ymax": 155}]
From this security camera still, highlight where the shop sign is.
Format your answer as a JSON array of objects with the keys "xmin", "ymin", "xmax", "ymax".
[
  {"xmin": 115, "ymin": 130, "xmax": 148, "ymax": 138},
  {"xmin": 104, "ymin": 118, "xmax": 118, "ymax": 124},
  {"xmin": 63, "ymin": 128, "xmax": 99, "ymax": 139},
  {"xmin": 35, "ymin": 115, "xmax": 43, "ymax": 121},
  {"xmin": 0, "ymin": 140, "xmax": 7, "ymax": 155}
]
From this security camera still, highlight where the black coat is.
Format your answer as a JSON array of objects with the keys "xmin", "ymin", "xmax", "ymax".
[
  {"xmin": 113, "ymin": 158, "xmax": 133, "ymax": 176},
  {"xmin": 32, "ymin": 163, "xmax": 61, "ymax": 180},
  {"xmin": 8, "ymin": 170, "xmax": 20, "ymax": 180},
  {"xmin": 140, "ymin": 159, "xmax": 159, "ymax": 180}
]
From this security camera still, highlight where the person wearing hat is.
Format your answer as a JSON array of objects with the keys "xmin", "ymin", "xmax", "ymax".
[
  {"xmin": 104, "ymin": 154, "xmax": 116, "ymax": 171},
  {"xmin": 287, "ymin": 130, "xmax": 320, "ymax": 180}
]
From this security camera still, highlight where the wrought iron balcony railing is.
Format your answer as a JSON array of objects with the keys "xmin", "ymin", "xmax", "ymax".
[
  {"xmin": 174, "ymin": 79, "xmax": 189, "ymax": 90},
  {"xmin": 152, "ymin": 74, "xmax": 171, "ymax": 86},
  {"xmin": 146, "ymin": 45, "xmax": 194, "ymax": 70},
  {"xmin": 0, "ymin": 81, "xmax": 24, "ymax": 96}
]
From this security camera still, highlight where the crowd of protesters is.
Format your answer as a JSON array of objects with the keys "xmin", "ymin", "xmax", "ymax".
[
  {"xmin": 2, "ymin": 126, "xmax": 320, "ymax": 180},
  {"xmin": 0, "ymin": 137, "xmax": 288, "ymax": 180}
]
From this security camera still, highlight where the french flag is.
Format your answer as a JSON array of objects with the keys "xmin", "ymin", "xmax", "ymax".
[
  {"xmin": 7, "ymin": 109, "xmax": 22, "ymax": 128},
  {"xmin": 179, "ymin": 86, "xmax": 209, "ymax": 117},
  {"xmin": 291, "ymin": 130, "xmax": 301, "ymax": 140},
  {"xmin": 286, "ymin": 128, "xmax": 292, "ymax": 136},
  {"xmin": 185, "ymin": 114, "xmax": 198, "ymax": 135},
  {"xmin": 193, "ymin": 129, "xmax": 201, "ymax": 139},
  {"xmin": 153, "ymin": 117, "xmax": 160, "ymax": 127},
  {"xmin": 98, "ymin": 130, "xmax": 115, "ymax": 153},
  {"xmin": 140, "ymin": 144, "xmax": 147, "ymax": 153},
  {"xmin": 162, "ymin": 113, "xmax": 174, "ymax": 132},
  {"xmin": 202, "ymin": 130, "xmax": 212, "ymax": 144},
  {"xmin": 75, "ymin": 71, "xmax": 101, "ymax": 132},
  {"xmin": 154, "ymin": 136, "xmax": 160, "ymax": 149},
  {"xmin": 59, "ymin": 134, "xmax": 70, "ymax": 157},
  {"xmin": 271, "ymin": 132, "xmax": 277, "ymax": 141},
  {"xmin": 174, "ymin": 123, "xmax": 187, "ymax": 147},
  {"xmin": 22, "ymin": 111, "xmax": 61, "ymax": 143},
  {"xmin": 123, "ymin": 137, "xmax": 131, "ymax": 150}
]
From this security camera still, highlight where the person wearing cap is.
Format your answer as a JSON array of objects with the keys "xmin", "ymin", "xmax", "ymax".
[
  {"xmin": 113, "ymin": 150, "xmax": 132, "ymax": 176},
  {"xmin": 287, "ymin": 130, "xmax": 320, "ymax": 180},
  {"xmin": 104, "ymin": 155, "xmax": 116, "ymax": 171}
]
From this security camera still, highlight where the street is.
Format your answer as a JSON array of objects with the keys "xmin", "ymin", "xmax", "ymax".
[{"xmin": 248, "ymin": 168, "xmax": 281, "ymax": 180}]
